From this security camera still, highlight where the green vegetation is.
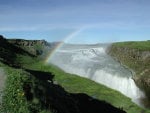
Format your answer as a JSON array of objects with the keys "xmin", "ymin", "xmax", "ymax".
[
  {"xmin": 2, "ymin": 67, "xmax": 29, "ymax": 113},
  {"xmin": 1, "ymin": 64, "xmax": 54, "ymax": 113},
  {"xmin": 114, "ymin": 41, "xmax": 150, "ymax": 51}
]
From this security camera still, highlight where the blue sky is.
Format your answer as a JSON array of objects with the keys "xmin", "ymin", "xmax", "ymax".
[{"xmin": 0, "ymin": 0, "xmax": 150, "ymax": 43}]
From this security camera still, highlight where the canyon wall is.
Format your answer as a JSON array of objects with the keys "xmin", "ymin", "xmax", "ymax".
[{"xmin": 108, "ymin": 42, "xmax": 150, "ymax": 102}]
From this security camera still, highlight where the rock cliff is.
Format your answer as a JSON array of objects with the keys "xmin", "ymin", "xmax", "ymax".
[
  {"xmin": 8, "ymin": 38, "xmax": 49, "ymax": 56},
  {"xmin": 7, "ymin": 38, "xmax": 61, "ymax": 56},
  {"xmin": 0, "ymin": 35, "xmax": 35, "ymax": 67},
  {"xmin": 108, "ymin": 41, "xmax": 150, "ymax": 102}
]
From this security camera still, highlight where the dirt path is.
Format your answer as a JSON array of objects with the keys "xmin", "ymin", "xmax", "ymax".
[{"xmin": 0, "ymin": 68, "xmax": 6, "ymax": 104}]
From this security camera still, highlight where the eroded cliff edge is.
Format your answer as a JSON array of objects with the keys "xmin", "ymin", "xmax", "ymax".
[{"xmin": 108, "ymin": 41, "xmax": 150, "ymax": 106}]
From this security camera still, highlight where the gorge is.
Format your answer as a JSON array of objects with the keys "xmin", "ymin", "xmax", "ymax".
[{"xmin": 49, "ymin": 44, "xmax": 146, "ymax": 108}]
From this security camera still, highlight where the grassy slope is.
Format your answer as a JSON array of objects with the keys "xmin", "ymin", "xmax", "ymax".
[
  {"xmin": 25, "ymin": 60, "xmax": 150, "ymax": 113},
  {"xmin": 0, "ymin": 38, "xmax": 150, "ymax": 113}
]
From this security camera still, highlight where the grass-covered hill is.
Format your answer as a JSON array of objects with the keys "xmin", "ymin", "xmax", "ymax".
[
  {"xmin": 0, "ymin": 35, "xmax": 149, "ymax": 113},
  {"xmin": 108, "ymin": 41, "xmax": 150, "ymax": 108}
]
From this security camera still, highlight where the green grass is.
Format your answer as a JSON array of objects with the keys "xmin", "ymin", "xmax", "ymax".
[
  {"xmin": 114, "ymin": 41, "xmax": 150, "ymax": 51},
  {"xmin": 1, "ymin": 66, "xmax": 29, "ymax": 113},
  {"xmin": 25, "ymin": 62, "xmax": 150, "ymax": 113},
  {"xmin": 1, "ymin": 64, "xmax": 54, "ymax": 113}
]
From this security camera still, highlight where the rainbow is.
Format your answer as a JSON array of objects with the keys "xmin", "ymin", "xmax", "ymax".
[{"xmin": 45, "ymin": 27, "xmax": 85, "ymax": 63}]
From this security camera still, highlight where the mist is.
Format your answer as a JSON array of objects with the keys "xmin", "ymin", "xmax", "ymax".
[{"xmin": 48, "ymin": 44, "xmax": 146, "ymax": 107}]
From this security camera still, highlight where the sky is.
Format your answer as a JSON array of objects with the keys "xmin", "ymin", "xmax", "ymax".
[{"xmin": 0, "ymin": 0, "xmax": 150, "ymax": 44}]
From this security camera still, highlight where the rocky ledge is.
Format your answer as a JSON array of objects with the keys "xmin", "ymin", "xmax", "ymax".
[{"xmin": 7, "ymin": 37, "xmax": 49, "ymax": 47}]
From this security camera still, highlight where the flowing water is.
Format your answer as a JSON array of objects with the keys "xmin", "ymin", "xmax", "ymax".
[{"xmin": 49, "ymin": 44, "xmax": 145, "ymax": 107}]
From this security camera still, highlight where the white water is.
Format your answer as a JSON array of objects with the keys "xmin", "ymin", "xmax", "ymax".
[{"xmin": 49, "ymin": 44, "xmax": 145, "ymax": 107}]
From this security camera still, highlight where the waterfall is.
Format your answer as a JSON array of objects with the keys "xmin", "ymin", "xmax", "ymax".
[{"xmin": 49, "ymin": 44, "xmax": 145, "ymax": 107}]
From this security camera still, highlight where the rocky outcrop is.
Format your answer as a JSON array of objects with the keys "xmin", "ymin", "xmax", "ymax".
[
  {"xmin": 108, "ymin": 44, "xmax": 150, "ymax": 101},
  {"xmin": 8, "ymin": 39, "xmax": 48, "ymax": 47},
  {"xmin": 8, "ymin": 38, "xmax": 50, "ymax": 56},
  {"xmin": 109, "ymin": 46, "xmax": 150, "ymax": 62},
  {"xmin": 7, "ymin": 38, "xmax": 62, "ymax": 56},
  {"xmin": 0, "ymin": 35, "xmax": 35, "ymax": 67},
  {"xmin": 0, "ymin": 35, "xmax": 62, "ymax": 66}
]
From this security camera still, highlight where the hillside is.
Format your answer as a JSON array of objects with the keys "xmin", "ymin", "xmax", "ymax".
[
  {"xmin": 0, "ymin": 35, "xmax": 149, "ymax": 113},
  {"xmin": 108, "ymin": 41, "xmax": 150, "ymax": 108}
]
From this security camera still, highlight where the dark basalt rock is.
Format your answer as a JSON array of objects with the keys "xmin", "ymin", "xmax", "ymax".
[
  {"xmin": 7, "ymin": 38, "xmax": 50, "ymax": 56},
  {"xmin": 8, "ymin": 39, "xmax": 48, "ymax": 47}
]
